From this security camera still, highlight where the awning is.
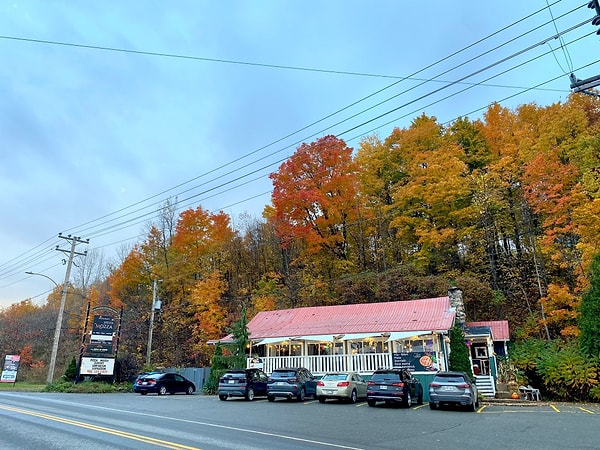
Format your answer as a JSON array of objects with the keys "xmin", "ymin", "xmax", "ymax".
[
  {"xmin": 295, "ymin": 334, "xmax": 341, "ymax": 342},
  {"xmin": 340, "ymin": 332, "xmax": 384, "ymax": 341},
  {"xmin": 256, "ymin": 337, "xmax": 297, "ymax": 345},
  {"xmin": 386, "ymin": 331, "xmax": 431, "ymax": 342}
]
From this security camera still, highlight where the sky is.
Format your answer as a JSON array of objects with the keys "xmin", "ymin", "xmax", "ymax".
[{"xmin": 0, "ymin": 1, "xmax": 598, "ymax": 307}]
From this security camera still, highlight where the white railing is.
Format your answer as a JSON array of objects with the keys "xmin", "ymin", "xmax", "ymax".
[{"xmin": 251, "ymin": 353, "xmax": 393, "ymax": 375}]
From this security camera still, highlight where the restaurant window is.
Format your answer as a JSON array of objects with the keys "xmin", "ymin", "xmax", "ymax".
[
  {"xmin": 350, "ymin": 339, "xmax": 388, "ymax": 354},
  {"xmin": 307, "ymin": 342, "xmax": 333, "ymax": 355}
]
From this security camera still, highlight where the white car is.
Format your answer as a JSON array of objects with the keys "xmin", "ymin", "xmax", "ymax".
[{"xmin": 316, "ymin": 371, "xmax": 367, "ymax": 403}]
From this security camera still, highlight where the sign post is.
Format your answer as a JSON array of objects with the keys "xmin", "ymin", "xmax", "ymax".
[{"xmin": 79, "ymin": 306, "xmax": 121, "ymax": 381}]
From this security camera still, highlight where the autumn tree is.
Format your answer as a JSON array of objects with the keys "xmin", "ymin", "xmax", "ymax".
[
  {"xmin": 355, "ymin": 134, "xmax": 407, "ymax": 271},
  {"xmin": 269, "ymin": 135, "xmax": 359, "ymax": 263},
  {"xmin": 388, "ymin": 114, "xmax": 477, "ymax": 272}
]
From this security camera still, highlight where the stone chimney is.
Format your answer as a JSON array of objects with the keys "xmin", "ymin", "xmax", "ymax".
[{"xmin": 448, "ymin": 287, "xmax": 465, "ymax": 325}]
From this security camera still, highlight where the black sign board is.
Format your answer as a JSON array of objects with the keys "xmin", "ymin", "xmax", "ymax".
[
  {"xmin": 392, "ymin": 351, "xmax": 439, "ymax": 372},
  {"xmin": 86, "ymin": 342, "xmax": 113, "ymax": 355},
  {"xmin": 90, "ymin": 315, "xmax": 115, "ymax": 342}
]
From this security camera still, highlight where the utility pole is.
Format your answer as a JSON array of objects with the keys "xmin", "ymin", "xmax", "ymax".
[
  {"xmin": 146, "ymin": 279, "xmax": 161, "ymax": 367},
  {"xmin": 47, "ymin": 234, "xmax": 88, "ymax": 384},
  {"xmin": 570, "ymin": 1, "xmax": 600, "ymax": 97}
]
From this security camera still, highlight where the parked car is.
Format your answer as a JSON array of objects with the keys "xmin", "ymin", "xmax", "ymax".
[
  {"xmin": 317, "ymin": 371, "xmax": 367, "ymax": 404},
  {"xmin": 267, "ymin": 367, "xmax": 318, "ymax": 401},
  {"xmin": 218, "ymin": 368, "xmax": 268, "ymax": 401},
  {"xmin": 133, "ymin": 371, "xmax": 160, "ymax": 383},
  {"xmin": 366, "ymin": 368, "xmax": 423, "ymax": 407},
  {"xmin": 133, "ymin": 372, "xmax": 196, "ymax": 396},
  {"xmin": 428, "ymin": 371, "xmax": 479, "ymax": 411}
]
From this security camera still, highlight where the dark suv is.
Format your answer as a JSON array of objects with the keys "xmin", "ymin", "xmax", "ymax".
[
  {"xmin": 267, "ymin": 367, "xmax": 318, "ymax": 402},
  {"xmin": 218, "ymin": 368, "xmax": 268, "ymax": 401},
  {"xmin": 366, "ymin": 368, "xmax": 423, "ymax": 407}
]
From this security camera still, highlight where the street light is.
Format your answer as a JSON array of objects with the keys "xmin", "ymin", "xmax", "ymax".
[
  {"xmin": 25, "ymin": 271, "xmax": 59, "ymax": 289},
  {"xmin": 25, "ymin": 270, "xmax": 69, "ymax": 384}
]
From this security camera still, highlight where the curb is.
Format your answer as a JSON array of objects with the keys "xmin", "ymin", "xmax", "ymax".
[{"xmin": 482, "ymin": 398, "xmax": 544, "ymax": 406}]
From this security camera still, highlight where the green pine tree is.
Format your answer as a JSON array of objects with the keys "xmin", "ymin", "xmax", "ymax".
[
  {"xmin": 63, "ymin": 357, "xmax": 78, "ymax": 382},
  {"xmin": 580, "ymin": 252, "xmax": 600, "ymax": 359},
  {"xmin": 448, "ymin": 325, "xmax": 474, "ymax": 378}
]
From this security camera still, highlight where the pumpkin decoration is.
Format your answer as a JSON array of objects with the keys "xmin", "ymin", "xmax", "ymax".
[{"xmin": 511, "ymin": 392, "xmax": 520, "ymax": 399}]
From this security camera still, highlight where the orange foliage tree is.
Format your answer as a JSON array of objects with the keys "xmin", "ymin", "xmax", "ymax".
[{"xmin": 269, "ymin": 135, "xmax": 359, "ymax": 261}]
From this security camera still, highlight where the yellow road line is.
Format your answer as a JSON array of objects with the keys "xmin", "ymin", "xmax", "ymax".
[
  {"xmin": 550, "ymin": 404, "xmax": 560, "ymax": 413},
  {"xmin": 477, "ymin": 404, "xmax": 487, "ymax": 413},
  {"xmin": 0, "ymin": 404, "xmax": 199, "ymax": 450},
  {"xmin": 578, "ymin": 407, "xmax": 594, "ymax": 414}
]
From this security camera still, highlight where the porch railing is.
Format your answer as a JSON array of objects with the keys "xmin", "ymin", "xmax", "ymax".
[{"xmin": 250, "ymin": 353, "xmax": 393, "ymax": 375}]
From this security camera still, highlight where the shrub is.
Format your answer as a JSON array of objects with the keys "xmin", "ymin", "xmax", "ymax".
[
  {"xmin": 511, "ymin": 339, "xmax": 600, "ymax": 402},
  {"xmin": 63, "ymin": 357, "xmax": 78, "ymax": 382}
]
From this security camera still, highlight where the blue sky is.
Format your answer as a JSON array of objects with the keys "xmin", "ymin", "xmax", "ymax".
[{"xmin": 1, "ymin": 1, "xmax": 598, "ymax": 306}]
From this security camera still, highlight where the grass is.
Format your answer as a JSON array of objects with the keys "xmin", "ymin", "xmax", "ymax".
[
  {"xmin": 0, "ymin": 380, "xmax": 133, "ymax": 393},
  {"xmin": 0, "ymin": 382, "xmax": 46, "ymax": 392}
]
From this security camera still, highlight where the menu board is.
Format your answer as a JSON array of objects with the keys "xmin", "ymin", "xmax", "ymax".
[{"xmin": 392, "ymin": 351, "xmax": 439, "ymax": 371}]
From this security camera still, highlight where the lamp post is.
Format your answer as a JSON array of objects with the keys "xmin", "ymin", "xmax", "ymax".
[{"xmin": 25, "ymin": 271, "xmax": 59, "ymax": 289}]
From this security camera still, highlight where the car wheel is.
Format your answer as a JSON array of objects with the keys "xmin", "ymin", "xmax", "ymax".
[
  {"xmin": 245, "ymin": 387, "xmax": 255, "ymax": 401},
  {"xmin": 469, "ymin": 398, "xmax": 478, "ymax": 412},
  {"xmin": 267, "ymin": 395, "xmax": 275, "ymax": 402},
  {"xmin": 186, "ymin": 386, "xmax": 194, "ymax": 395},
  {"xmin": 318, "ymin": 396, "xmax": 326, "ymax": 403},
  {"xmin": 367, "ymin": 399, "xmax": 376, "ymax": 407},
  {"xmin": 219, "ymin": 394, "xmax": 228, "ymax": 401},
  {"xmin": 349, "ymin": 389, "xmax": 358, "ymax": 404},
  {"xmin": 140, "ymin": 392, "xmax": 147, "ymax": 396},
  {"xmin": 159, "ymin": 386, "xmax": 167, "ymax": 396},
  {"xmin": 297, "ymin": 388, "xmax": 306, "ymax": 401},
  {"xmin": 403, "ymin": 391, "xmax": 412, "ymax": 408},
  {"xmin": 429, "ymin": 402, "xmax": 438, "ymax": 410}
]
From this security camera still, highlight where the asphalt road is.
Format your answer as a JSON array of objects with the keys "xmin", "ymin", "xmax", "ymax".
[{"xmin": 0, "ymin": 392, "xmax": 597, "ymax": 449}]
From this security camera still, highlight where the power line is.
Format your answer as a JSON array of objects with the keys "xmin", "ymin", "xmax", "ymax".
[{"xmin": 1, "ymin": 2, "xmax": 593, "ymax": 296}]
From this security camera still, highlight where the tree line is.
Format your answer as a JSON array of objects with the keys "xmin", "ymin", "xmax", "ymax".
[{"xmin": 2, "ymin": 94, "xmax": 599, "ymax": 398}]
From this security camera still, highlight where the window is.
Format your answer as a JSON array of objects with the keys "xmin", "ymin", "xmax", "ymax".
[{"xmin": 475, "ymin": 347, "xmax": 488, "ymax": 358}]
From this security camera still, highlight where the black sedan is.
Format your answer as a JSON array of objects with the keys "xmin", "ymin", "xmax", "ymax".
[{"xmin": 133, "ymin": 372, "xmax": 196, "ymax": 395}]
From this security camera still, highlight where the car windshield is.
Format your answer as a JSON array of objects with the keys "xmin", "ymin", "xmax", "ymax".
[
  {"xmin": 322, "ymin": 373, "xmax": 348, "ymax": 381},
  {"xmin": 271, "ymin": 370, "xmax": 296, "ymax": 378},
  {"xmin": 371, "ymin": 372, "xmax": 401, "ymax": 382}
]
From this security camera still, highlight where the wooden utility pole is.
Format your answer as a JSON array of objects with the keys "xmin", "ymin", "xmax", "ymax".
[{"xmin": 47, "ymin": 233, "xmax": 88, "ymax": 384}]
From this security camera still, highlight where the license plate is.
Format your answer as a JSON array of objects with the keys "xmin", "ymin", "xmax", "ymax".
[
  {"xmin": 325, "ymin": 390, "xmax": 334, "ymax": 394},
  {"xmin": 276, "ymin": 381, "xmax": 286, "ymax": 386},
  {"xmin": 228, "ymin": 380, "xmax": 235, "ymax": 384},
  {"xmin": 442, "ymin": 386, "xmax": 454, "ymax": 391},
  {"xmin": 142, "ymin": 382, "xmax": 148, "ymax": 385},
  {"xmin": 380, "ymin": 385, "xmax": 387, "ymax": 390}
]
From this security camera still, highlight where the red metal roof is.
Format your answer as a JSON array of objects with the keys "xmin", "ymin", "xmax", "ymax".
[
  {"xmin": 465, "ymin": 320, "xmax": 510, "ymax": 341},
  {"xmin": 246, "ymin": 297, "xmax": 455, "ymax": 340}
]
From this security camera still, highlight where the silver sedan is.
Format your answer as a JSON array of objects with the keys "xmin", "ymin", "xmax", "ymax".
[{"xmin": 316, "ymin": 371, "xmax": 367, "ymax": 403}]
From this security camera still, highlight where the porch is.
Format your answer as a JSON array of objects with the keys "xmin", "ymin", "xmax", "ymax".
[{"xmin": 249, "ymin": 353, "xmax": 401, "ymax": 376}]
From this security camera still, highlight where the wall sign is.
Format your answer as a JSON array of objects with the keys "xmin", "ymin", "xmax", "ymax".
[{"xmin": 392, "ymin": 351, "xmax": 439, "ymax": 371}]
